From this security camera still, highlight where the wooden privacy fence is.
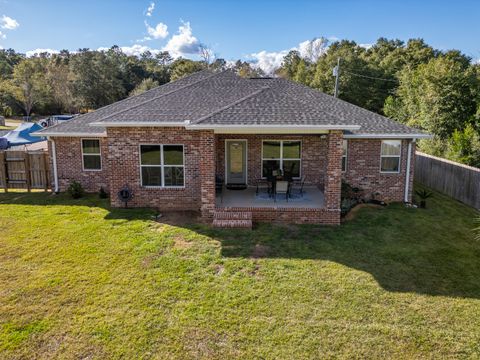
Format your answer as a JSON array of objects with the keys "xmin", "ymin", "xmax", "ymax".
[
  {"xmin": 415, "ymin": 151, "xmax": 480, "ymax": 209},
  {"xmin": 0, "ymin": 150, "xmax": 51, "ymax": 192}
]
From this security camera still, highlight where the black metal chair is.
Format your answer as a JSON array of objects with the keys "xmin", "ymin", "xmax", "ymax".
[{"xmin": 290, "ymin": 175, "xmax": 306, "ymax": 198}]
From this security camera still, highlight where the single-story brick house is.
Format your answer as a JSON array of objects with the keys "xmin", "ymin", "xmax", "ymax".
[{"xmin": 35, "ymin": 70, "xmax": 429, "ymax": 226}]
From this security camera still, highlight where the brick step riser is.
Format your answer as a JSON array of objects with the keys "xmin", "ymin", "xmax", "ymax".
[
  {"xmin": 212, "ymin": 219, "xmax": 253, "ymax": 229},
  {"xmin": 213, "ymin": 211, "xmax": 252, "ymax": 220}
]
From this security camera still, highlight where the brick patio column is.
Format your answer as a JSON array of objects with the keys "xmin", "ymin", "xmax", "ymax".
[
  {"xmin": 324, "ymin": 130, "xmax": 343, "ymax": 224},
  {"xmin": 199, "ymin": 130, "xmax": 216, "ymax": 220}
]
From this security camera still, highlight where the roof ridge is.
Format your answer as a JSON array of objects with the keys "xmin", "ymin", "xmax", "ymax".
[
  {"xmin": 95, "ymin": 70, "xmax": 224, "ymax": 124},
  {"xmin": 191, "ymin": 86, "xmax": 270, "ymax": 125}
]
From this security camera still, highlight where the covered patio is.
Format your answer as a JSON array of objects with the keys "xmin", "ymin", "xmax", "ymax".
[{"xmin": 216, "ymin": 186, "xmax": 325, "ymax": 209}]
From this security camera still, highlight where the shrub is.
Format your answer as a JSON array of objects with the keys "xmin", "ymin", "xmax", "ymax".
[
  {"xmin": 99, "ymin": 187, "xmax": 108, "ymax": 199},
  {"xmin": 67, "ymin": 181, "xmax": 85, "ymax": 199},
  {"xmin": 415, "ymin": 189, "xmax": 433, "ymax": 208}
]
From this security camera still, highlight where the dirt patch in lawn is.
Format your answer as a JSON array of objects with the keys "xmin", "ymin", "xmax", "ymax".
[
  {"xmin": 343, "ymin": 203, "xmax": 385, "ymax": 222},
  {"xmin": 173, "ymin": 235, "xmax": 193, "ymax": 250},
  {"xmin": 155, "ymin": 211, "xmax": 201, "ymax": 226}
]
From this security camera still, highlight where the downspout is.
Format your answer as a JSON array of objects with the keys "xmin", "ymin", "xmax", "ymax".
[
  {"xmin": 404, "ymin": 140, "xmax": 413, "ymax": 203},
  {"xmin": 51, "ymin": 138, "xmax": 59, "ymax": 193}
]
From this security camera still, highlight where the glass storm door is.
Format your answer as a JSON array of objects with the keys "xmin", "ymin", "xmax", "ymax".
[{"xmin": 226, "ymin": 140, "xmax": 247, "ymax": 184}]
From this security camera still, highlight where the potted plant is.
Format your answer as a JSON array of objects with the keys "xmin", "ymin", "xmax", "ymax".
[{"xmin": 415, "ymin": 189, "xmax": 433, "ymax": 208}]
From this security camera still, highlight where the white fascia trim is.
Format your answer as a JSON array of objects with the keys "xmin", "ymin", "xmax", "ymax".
[
  {"xmin": 89, "ymin": 121, "xmax": 187, "ymax": 127},
  {"xmin": 32, "ymin": 131, "xmax": 107, "ymax": 137},
  {"xmin": 344, "ymin": 133, "xmax": 432, "ymax": 139},
  {"xmin": 186, "ymin": 124, "xmax": 361, "ymax": 131}
]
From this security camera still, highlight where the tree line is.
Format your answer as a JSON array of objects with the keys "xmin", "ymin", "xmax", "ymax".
[
  {"xmin": 275, "ymin": 38, "xmax": 480, "ymax": 167},
  {"xmin": 0, "ymin": 38, "xmax": 479, "ymax": 167}
]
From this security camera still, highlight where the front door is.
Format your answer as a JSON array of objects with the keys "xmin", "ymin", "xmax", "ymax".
[{"xmin": 226, "ymin": 140, "xmax": 247, "ymax": 184}]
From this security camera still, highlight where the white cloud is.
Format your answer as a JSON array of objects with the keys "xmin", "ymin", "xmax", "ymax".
[
  {"xmin": 359, "ymin": 43, "xmax": 373, "ymax": 50},
  {"xmin": 145, "ymin": 21, "xmax": 168, "ymax": 39},
  {"xmin": 98, "ymin": 44, "xmax": 161, "ymax": 57},
  {"xmin": 249, "ymin": 37, "xmax": 329, "ymax": 74},
  {"xmin": 146, "ymin": 2, "xmax": 155, "ymax": 17},
  {"xmin": 162, "ymin": 21, "xmax": 202, "ymax": 58},
  {"xmin": 1, "ymin": 15, "xmax": 19, "ymax": 30},
  {"xmin": 0, "ymin": 30, "xmax": 5, "ymax": 39},
  {"xmin": 248, "ymin": 50, "xmax": 289, "ymax": 74},
  {"xmin": 25, "ymin": 48, "xmax": 60, "ymax": 57}
]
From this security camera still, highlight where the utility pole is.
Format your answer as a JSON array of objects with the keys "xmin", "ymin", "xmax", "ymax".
[{"xmin": 333, "ymin": 57, "xmax": 341, "ymax": 98}]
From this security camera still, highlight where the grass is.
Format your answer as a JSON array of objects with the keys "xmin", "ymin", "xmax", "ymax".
[{"xmin": 0, "ymin": 186, "xmax": 479, "ymax": 359}]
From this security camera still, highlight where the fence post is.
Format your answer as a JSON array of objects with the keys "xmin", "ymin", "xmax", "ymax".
[
  {"xmin": 24, "ymin": 151, "xmax": 31, "ymax": 192},
  {"xmin": 0, "ymin": 151, "xmax": 6, "ymax": 193}
]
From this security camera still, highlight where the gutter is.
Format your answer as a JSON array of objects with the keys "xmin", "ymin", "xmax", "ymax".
[
  {"xmin": 50, "ymin": 138, "xmax": 59, "ymax": 193},
  {"xmin": 404, "ymin": 140, "xmax": 414, "ymax": 203},
  {"xmin": 344, "ymin": 133, "xmax": 432, "ymax": 139},
  {"xmin": 32, "ymin": 131, "xmax": 107, "ymax": 137}
]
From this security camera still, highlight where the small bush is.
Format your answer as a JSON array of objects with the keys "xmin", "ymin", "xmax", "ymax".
[
  {"xmin": 99, "ymin": 187, "xmax": 108, "ymax": 199},
  {"xmin": 67, "ymin": 181, "xmax": 85, "ymax": 199},
  {"xmin": 415, "ymin": 189, "xmax": 433, "ymax": 209}
]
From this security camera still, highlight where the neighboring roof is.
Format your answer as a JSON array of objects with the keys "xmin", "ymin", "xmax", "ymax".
[
  {"xmin": 3, "ymin": 122, "xmax": 46, "ymax": 145},
  {"xmin": 35, "ymin": 69, "xmax": 429, "ymax": 138},
  {"xmin": 8, "ymin": 140, "xmax": 48, "ymax": 151}
]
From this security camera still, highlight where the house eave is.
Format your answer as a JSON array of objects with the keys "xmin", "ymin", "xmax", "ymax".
[
  {"xmin": 31, "ymin": 131, "xmax": 108, "ymax": 138},
  {"xmin": 343, "ymin": 133, "xmax": 432, "ymax": 139},
  {"xmin": 89, "ymin": 121, "xmax": 187, "ymax": 127},
  {"xmin": 186, "ymin": 124, "xmax": 361, "ymax": 134}
]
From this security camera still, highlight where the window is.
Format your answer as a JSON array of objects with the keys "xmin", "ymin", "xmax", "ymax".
[
  {"xmin": 82, "ymin": 139, "xmax": 101, "ymax": 170},
  {"xmin": 140, "ymin": 145, "xmax": 184, "ymax": 187},
  {"xmin": 262, "ymin": 140, "xmax": 301, "ymax": 178},
  {"xmin": 342, "ymin": 140, "xmax": 348, "ymax": 172},
  {"xmin": 380, "ymin": 140, "xmax": 401, "ymax": 173}
]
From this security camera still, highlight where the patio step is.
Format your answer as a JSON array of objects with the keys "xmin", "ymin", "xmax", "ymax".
[{"xmin": 213, "ymin": 210, "xmax": 252, "ymax": 229}]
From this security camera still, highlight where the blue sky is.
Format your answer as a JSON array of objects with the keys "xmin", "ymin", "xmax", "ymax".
[{"xmin": 1, "ymin": 0, "xmax": 479, "ymax": 71}]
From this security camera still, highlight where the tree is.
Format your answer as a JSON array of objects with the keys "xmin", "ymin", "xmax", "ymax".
[
  {"xmin": 70, "ymin": 49, "xmax": 125, "ymax": 109},
  {"xmin": 46, "ymin": 53, "xmax": 79, "ymax": 113},
  {"xmin": 233, "ymin": 60, "xmax": 265, "ymax": 78},
  {"xmin": 384, "ymin": 56, "xmax": 478, "ymax": 139},
  {"xmin": 4, "ymin": 57, "xmax": 49, "ymax": 116},
  {"xmin": 311, "ymin": 40, "xmax": 390, "ymax": 112},
  {"xmin": 445, "ymin": 124, "xmax": 480, "ymax": 167},
  {"xmin": 170, "ymin": 58, "xmax": 205, "ymax": 81},
  {"xmin": 276, "ymin": 50, "xmax": 301, "ymax": 79},
  {"xmin": 293, "ymin": 59, "xmax": 310, "ymax": 85},
  {"xmin": 129, "ymin": 78, "xmax": 159, "ymax": 97}
]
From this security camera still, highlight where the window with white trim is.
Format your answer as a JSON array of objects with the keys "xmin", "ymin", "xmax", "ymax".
[
  {"xmin": 82, "ymin": 139, "xmax": 101, "ymax": 170},
  {"xmin": 140, "ymin": 145, "xmax": 184, "ymax": 187},
  {"xmin": 380, "ymin": 140, "xmax": 401, "ymax": 173},
  {"xmin": 342, "ymin": 140, "xmax": 348, "ymax": 172},
  {"xmin": 262, "ymin": 140, "xmax": 301, "ymax": 178}
]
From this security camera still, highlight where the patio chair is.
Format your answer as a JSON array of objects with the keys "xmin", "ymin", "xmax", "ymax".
[
  {"xmin": 256, "ymin": 178, "xmax": 271, "ymax": 196},
  {"xmin": 275, "ymin": 180, "xmax": 289, "ymax": 202},
  {"xmin": 290, "ymin": 175, "xmax": 306, "ymax": 198}
]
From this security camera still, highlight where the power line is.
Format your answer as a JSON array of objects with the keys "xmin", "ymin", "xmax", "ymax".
[{"xmin": 342, "ymin": 70, "xmax": 399, "ymax": 83}]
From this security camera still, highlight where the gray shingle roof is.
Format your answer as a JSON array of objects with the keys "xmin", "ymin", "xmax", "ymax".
[{"xmin": 36, "ymin": 69, "xmax": 427, "ymax": 137}]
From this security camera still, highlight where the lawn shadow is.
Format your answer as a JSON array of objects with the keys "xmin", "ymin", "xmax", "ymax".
[
  {"xmin": 188, "ymin": 199, "xmax": 480, "ymax": 300},
  {"xmin": 2, "ymin": 189, "xmax": 479, "ymax": 299}
]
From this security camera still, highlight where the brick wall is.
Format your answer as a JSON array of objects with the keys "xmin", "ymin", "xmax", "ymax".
[
  {"xmin": 343, "ymin": 139, "xmax": 415, "ymax": 202},
  {"xmin": 324, "ymin": 131, "xmax": 343, "ymax": 219},
  {"xmin": 50, "ymin": 130, "xmax": 416, "ymax": 222},
  {"xmin": 106, "ymin": 127, "xmax": 216, "ymax": 212},
  {"xmin": 215, "ymin": 134, "xmax": 328, "ymax": 187},
  {"xmin": 49, "ymin": 137, "xmax": 109, "ymax": 192}
]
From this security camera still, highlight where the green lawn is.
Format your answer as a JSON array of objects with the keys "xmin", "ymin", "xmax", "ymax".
[{"xmin": 0, "ymin": 186, "xmax": 479, "ymax": 359}]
